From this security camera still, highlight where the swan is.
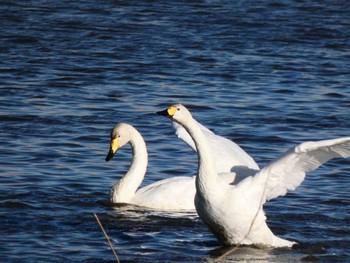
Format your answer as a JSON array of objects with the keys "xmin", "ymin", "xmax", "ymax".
[
  {"xmin": 157, "ymin": 104, "xmax": 350, "ymax": 247},
  {"xmin": 105, "ymin": 123, "xmax": 196, "ymax": 210}
]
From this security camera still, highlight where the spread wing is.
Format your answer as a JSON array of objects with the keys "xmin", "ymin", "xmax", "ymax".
[{"xmin": 251, "ymin": 137, "xmax": 350, "ymax": 202}]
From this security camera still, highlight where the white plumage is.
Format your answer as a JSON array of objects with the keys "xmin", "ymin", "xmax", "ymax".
[
  {"xmin": 172, "ymin": 121, "xmax": 259, "ymax": 173},
  {"xmin": 105, "ymin": 123, "xmax": 195, "ymax": 210},
  {"xmin": 158, "ymin": 103, "xmax": 350, "ymax": 247}
]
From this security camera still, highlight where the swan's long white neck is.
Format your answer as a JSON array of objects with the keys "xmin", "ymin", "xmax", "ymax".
[
  {"xmin": 110, "ymin": 129, "xmax": 148, "ymax": 203},
  {"xmin": 178, "ymin": 116, "xmax": 219, "ymax": 194}
]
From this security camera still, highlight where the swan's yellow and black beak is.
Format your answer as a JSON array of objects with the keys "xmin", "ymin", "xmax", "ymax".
[
  {"xmin": 156, "ymin": 105, "xmax": 177, "ymax": 118},
  {"xmin": 105, "ymin": 138, "xmax": 119, "ymax": 162}
]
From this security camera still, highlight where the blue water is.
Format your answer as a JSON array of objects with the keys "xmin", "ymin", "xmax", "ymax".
[{"xmin": 1, "ymin": 0, "xmax": 350, "ymax": 262}]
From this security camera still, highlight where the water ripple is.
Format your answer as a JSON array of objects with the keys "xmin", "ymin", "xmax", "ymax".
[{"xmin": 1, "ymin": 0, "xmax": 350, "ymax": 261}]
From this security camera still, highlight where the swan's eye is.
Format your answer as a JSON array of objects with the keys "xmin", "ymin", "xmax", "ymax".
[{"xmin": 177, "ymin": 108, "xmax": 180, "ymax": 111}]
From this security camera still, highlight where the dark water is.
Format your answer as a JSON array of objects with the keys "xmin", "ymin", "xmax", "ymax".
[{"xmin": 1, "ymin": 0, "xmax": 350, "ymax": 262}]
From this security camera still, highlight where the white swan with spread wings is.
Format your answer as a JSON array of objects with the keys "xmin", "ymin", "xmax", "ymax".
[{"xmin": 157, "ymin": 103, "xmax": 350, "ymax": 247}]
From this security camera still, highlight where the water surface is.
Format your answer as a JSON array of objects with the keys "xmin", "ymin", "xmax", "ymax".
[{"xmin": 1, "ymin": 0, "xmax": 350, "ymax": 262}]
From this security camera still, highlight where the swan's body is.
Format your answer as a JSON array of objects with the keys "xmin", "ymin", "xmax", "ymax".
[
  {"xmin": 105, "ymin": 123, "xmax": 196, "ymax": 210},
  {"xmin": 157, "ymin": 104, "xmax": 350, "ymax": 247}
]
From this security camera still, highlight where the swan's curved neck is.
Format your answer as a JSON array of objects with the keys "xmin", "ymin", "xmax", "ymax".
[
  {"xmin": 180, "ymin": 117, "xmax": 219, "ymax": 193},
  {"xmin": 110, "ymin": 129, "xmax": 148, "ymax": 203}
]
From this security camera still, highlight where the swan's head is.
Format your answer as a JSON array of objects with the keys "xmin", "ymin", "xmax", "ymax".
[
  {"xmin": 156, "ymin": 103, "xmax": 192, "ymax": 124},
  {"xmin": 105, "ymin": 123, "xmax": 134, "ymax": 162}
]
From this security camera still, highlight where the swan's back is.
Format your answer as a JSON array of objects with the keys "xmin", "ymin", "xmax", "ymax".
[{"xmin": 134, "ymin": 176, "xmax": 196, "ymax": 210}]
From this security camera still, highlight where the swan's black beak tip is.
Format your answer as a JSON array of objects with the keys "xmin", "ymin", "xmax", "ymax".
[
  {"xmin": 105, "ymin": 148, "xmax": 115, "ymax": 162},
  {"xmin": 156, "ymin": 109, "xmax": 170, "ymax": 117}
]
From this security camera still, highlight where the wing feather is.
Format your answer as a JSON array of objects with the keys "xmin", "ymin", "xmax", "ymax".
[
  {"xmin": 252, "ymin": 137, "xmax": 350, "ymax": 202},
  {"xmin": 172, "ymin": 121, "xmax": 259, "ymax": 173}
]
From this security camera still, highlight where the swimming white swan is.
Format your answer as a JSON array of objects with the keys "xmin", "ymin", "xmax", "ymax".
[
  {"xmin": 157, "ymin": 104, "xmax": 350, "ymax": 247},
  {"xmin": 105, "ymin": 123, "xmax": 195, "ymax": 210}
]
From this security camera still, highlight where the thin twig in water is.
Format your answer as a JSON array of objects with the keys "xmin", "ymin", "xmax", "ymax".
[
  {"xmin": 214, "ymin": 167, "xmax": 271, "ymax": 262},
  {"xmin": 94, "ymin": 213, "xmax": 120, "ymax": 263}
]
